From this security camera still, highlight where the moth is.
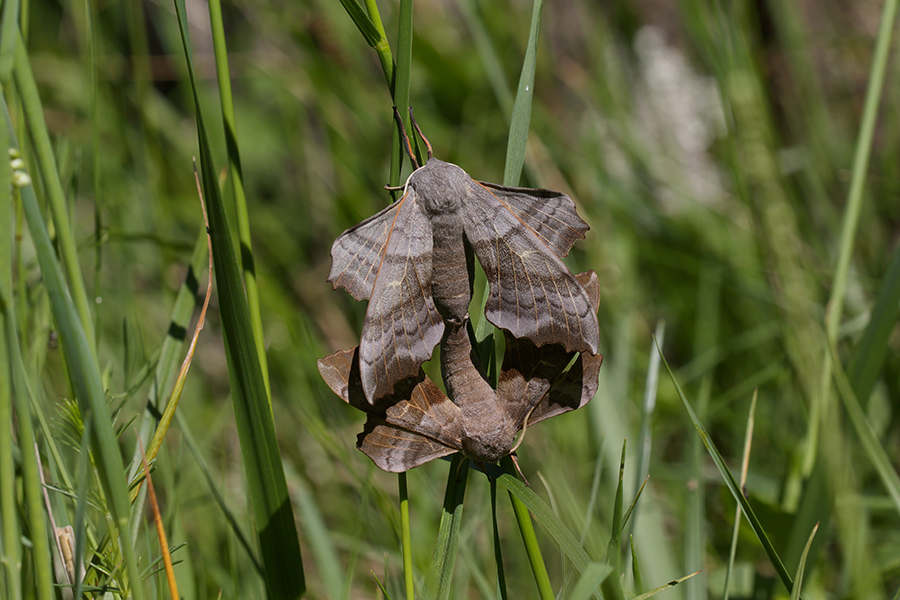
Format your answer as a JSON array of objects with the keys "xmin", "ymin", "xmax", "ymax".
[
  {"xmin": 329, "ymin": 145, "xmax": 599, "ymax": 404},
  {"xmin": 318, "ymin": 271, "xmax": 602, "ymax": 472}
]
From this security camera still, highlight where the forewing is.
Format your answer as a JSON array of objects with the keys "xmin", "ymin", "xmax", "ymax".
[
  {"xmin": 358, "ymin": 190, "xmax": 445, "ymax": 403},
  {"xmin": 328, "ymin": 201, "xmax": 400, "ymax": 301},
  {"xmin": 463, "ymin": 185, "xmax": 599, "ymax": 353},
  {"xmin": 476, "ymin": 181, "xmax": 588, "ymax": 258}
]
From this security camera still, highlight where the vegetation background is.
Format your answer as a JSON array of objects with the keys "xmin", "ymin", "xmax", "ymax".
[{"xmin": 2, "ymin": 0, "xmax": 899, "ymax": 598}]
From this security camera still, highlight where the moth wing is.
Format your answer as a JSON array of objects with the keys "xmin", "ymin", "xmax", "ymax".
[
  {"xmin": 328, "ymin": 201, "xmax": 401, "ymax": 301},
  {"xmin": 476, "ymin": 181, "xmax": 588, "ymax": 258},
  {"xmin": 318, "ymin": 348, "xmax": 464, "ymax": 472},
  {"xmin": 463, "ymin": 184, "xmax": 599, "ymax": 353},
  {"xmin": 357, "ymin": 419, "xmax": 457, "ymax": 472},
  {"xmin": 497, "ymin": 271, "xmax": 603, "ymax": 428},
  {"xmin": 358, "ymin": 190, "xmax": 445, "ymax": 403}
]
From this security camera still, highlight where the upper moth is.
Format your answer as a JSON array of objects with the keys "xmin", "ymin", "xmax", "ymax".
[{"xmin": 328, "ymin": 125, "xmax": 598, "ymax": 404}]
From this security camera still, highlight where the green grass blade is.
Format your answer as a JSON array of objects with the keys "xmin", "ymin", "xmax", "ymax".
[
  {"xmin": 490, "ymin": 478, "xmax": 509, "ymax": 600},
  {"xmin": 4, "ymin": 93, "xmax": 144, "ymax": 600},
  {"xmin": 8, "ymin": 331, "xmax": 53, "ymax": 600},
  {"xmin": 389, "ymin": 0, "xmax": 415, "ymax": 195},
  {"xmin": 823, "ymin": 0, "xmax": 899, "ymax": 343},
  {"xmin": 422, "ymin": 455, "xmax": 469, "ymax": 600},
  {"xmin": 502, "ymin": 459, "xmax": 553, "ymax": 600},
  {"xmin": 790, "ymin": 524, "xmax": 818, "ymax": 600},
  {"xmin": 632, "ymin": 572, "xmax": 699, "ymax": 600},
  {"xmin": 846, "ymin": 243, "xmax": 900, "ymax": 405},
  {"xmin": 171, "ymin": 0, "xmax": 305, "ymax": 596},
  {"xmin": 630, "ymin": 537, "xmax": 643, "ymax": 596},
  {"xmin": 0, "ymin": 84, "xmax": 16, "ymax": 600},
  {"xmin": 830, "ymin": 345, "xmax": 900, "ymax": 515},
  {"xmin": 0, "ymin": 0, "xmax": 18, "ymax": 81},
  {"xmin": 337, "ymin": 0, "xmax": 383, "ymax": 48},
  {"xmin": 207, "ymin": 0, "xmax": 270, "ymax": 400},
  {"xmin": 399, "ymin": 472, "xmax": 415, "ymax": 600},
  {"xmin": 492, "ymin": 466, "xmax": 612, "ymax": 600},
  {"xmin": 503, "ymin": 0, "xmax": 542, "ymax": 186},
  {"xmin": 723, "ymin": 390, "xmax": 757, "ymax": 600},
  {"xmin": 604, "ymin": 439, "xmax": 625, "ymax": 572},
  {"xmin": 566, "ymin": 563, "xmax": 613, "ymax": 600},
  {"xmin": 657, "ymin": 341, "xmax": 797, "ymax": 598},
  {"xmin": 12, "ymin": 33, "xmax": 95, "ymax": 354}
]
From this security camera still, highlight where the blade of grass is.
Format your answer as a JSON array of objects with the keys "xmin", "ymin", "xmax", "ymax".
[
  {"xmin": 0, "ymin": 0, "xmax": 18, "ymax": 80},
  {"xmin": 632, "ymin": 572, "xmax": 700, "ymax": 600},
  {"xmin": 656, "ymin": 340, "xmax": 797, "ymax": 598},
  {"xmin": 723, "ymin": 390, "xmax": 757, "ymax": 600},
  {"xmin": 604, "ymin": 440, "xmax": 626, "ymax": 573},
  {"xmin": 0, "ymin": 85, "xmax": 21, "ymax": 600},
  {"xmin": 207, "ymin": 0, "xmax": 270, "ymax": 400},
  {"xmin": 171, "ymin": 1, "xmax": 305, "ymax": 596},
  {"xmin": 12, "ymin": 33, "xmax": 95, "ymax": 355},
  {"xmin": 502, "ymin": 458, "xmax": 553, "ymax": 600},
  {"xmin": 790, "ymin": 524, "xmax": 818, "ymax": 600},
  {"xmin": 490, "ymin": 464, "xmax": 612, "ymax": 600},
  {"xmin": 3, "ymin": 92, "xmax": 144, "ymax": 600},
  {"xmin": 422, "ymin": 455, "xmax": 469, "ymax": 600},
  {"xmin": 567, "ymin": 563, "xmax": 613, "ymax": 600},
  {"xmin": 503, "ymin": 0, "xmax": 543, "ymax": 186},
  {"xmin": 399, "ymin": 472, "xmax": 414, "ymax": 600},
  {"xmin": 490, "ymin": 478, "xmax": 509, "ymax": 599},
  {"xmin": 829, "ymin": 344, "xmax": 900, "ymax": 515},
  {"xmin": 630, "ymin": 537, "xmax": 643, "ymax": 596}
]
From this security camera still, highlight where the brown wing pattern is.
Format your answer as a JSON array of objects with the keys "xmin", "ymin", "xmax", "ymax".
[
  {"xmin": 317, "ymin": 348, "xmax": 464, "ymax": 472},
  {"xmin": 358, "ymin": 419, "xmax": 457, "ymax": 472},
  {"xmin": 463, "ymin": 185, "xmax": 599, "ymax": 354},
  {"xmin": 497, "ymin": 271, "xmax": 603, "ymax": 428},
  {"xmin": 328, "ymin": 201, "xmax": 400, "ymax": 301},
  {"xmin": 475, "ymin": 182, "xmax": 588, "ymax": 258},
  {"xmin": 357, "ymin": 191, "xmax": 444, "ymax": 402}
]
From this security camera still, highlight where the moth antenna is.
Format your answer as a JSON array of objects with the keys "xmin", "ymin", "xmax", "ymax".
[
  {"xmin": 392, "ymin": 106, "xmax": 420, "ymax": 169},
  {"xmin": 408, "ymin": 107, "xmax": 433, "ymax": 160}
]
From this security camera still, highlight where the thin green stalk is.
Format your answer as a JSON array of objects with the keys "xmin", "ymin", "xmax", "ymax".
[
  {"xmin": 824, "ymin": 0, "xmax": 899, "ymax": 343},
  {"xmin": 490, "ymin": 478, "xmax": 508, "ymax": 599},
  {"xmin": 389, "ymin": 0, "xmax": 415, "ymax": 195},
  {"xmin": 503, "ymin": 0, "xmax": 542, "ymax": 186},
  {"xmin": 0, "ymin": 111, "xmax": 22, "ymax": 600},
  {"xmin": 83, "ymin": 0, "xmax": 102, "ymax": 344},
  {"xmin": 7, "ymin": 321, "xmax": 53, "ymax": 600},
  {"xmin": 207, "ymin": 0, "xmax": 271, "ymax": 400},
  {"xmin": 12, "ymin": 33, "xmax": 95, "ymax": 355},
  {"xmin": 4, "ymin": 93, "xmax": 144, "ymax": 600},
  {"xmin": 501, "ymin": 456, "xmax": 553, "ymax": 600},
  {"xmin": 399, "ymin": 472, "xmax": 414, "ymax": 600},
  {"xmin": 363, "ymin": 0, "xmax": 394, "ymax": 89}
]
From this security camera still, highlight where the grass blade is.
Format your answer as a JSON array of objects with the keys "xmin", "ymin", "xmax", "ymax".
[
  {"xmin": 0, "ymin": 0, "xmax": 18, "ymax": 80},
  {"xmin": 604, "ymin": 439, "xmax": 625, "ymax": 573},
  {"xmin": 723, "ymin": 390, "xmax": 757, "ymax": 600},
  {"xmin": 4, "ymin": 92, "xmax": 144, "ymax": 600},
  {"xmin": 656, "ymin": 340, "xmax": 797, "ymax": 598},
  {"xmin": 502, "ymin": 458, "xmax": 553, "ymax": 600},
  {"xmin": 399, "ymin": 472, "xmax": 415, "ymax": 600},
  {"xmin": 208, "ymin": 0, "xmax": 270, "ymax": 399},
  {"xmin": 422, "ymin": 455, "xmax": 469, "ymax": 600},
  {"xmin": 566, "ymin": 563, "xmax": 613, "ymax": 600},
  {"xmin": 171, "ymin": 0, "xmax": 305, "ymax": 596},
  {"xmin": 503, "ymin": 0, "xmax": 543, "ymax": 186},
  {"xmin": 790, "ymin": 524, "xmax": 819, "ymax": 600},
  {"xmin": 12, "ymin": 32, "xmax": 95, "ymax": 354}
]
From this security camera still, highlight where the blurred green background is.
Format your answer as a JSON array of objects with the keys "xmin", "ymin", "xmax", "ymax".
[{"xmin": 4, "ymin": 0, "xmax": 900, "ymax": 597}]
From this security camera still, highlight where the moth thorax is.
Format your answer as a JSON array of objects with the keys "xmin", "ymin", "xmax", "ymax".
[{"xmin": 412, "ymin": 159, "xmax": 468, "ymax": 215}]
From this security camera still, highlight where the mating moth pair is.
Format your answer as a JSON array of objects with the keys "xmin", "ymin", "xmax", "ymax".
[{"xmin": 319, "ymin": 117, "xmax": 601, "ymax": 472}]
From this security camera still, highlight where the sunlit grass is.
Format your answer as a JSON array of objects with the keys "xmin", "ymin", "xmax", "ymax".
[{"xmin": 2, "ymin": 0, "xmax": 899, "ymax": 598}]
